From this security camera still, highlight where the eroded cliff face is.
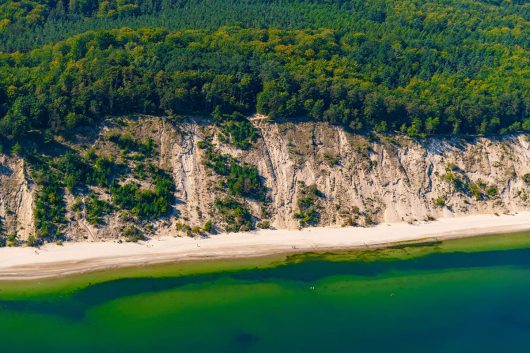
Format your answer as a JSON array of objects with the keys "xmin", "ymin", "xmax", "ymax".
[
  {"xmin": 0, "ymin": 156, "xmax": 34, "ymax": 240},
  {"xmin": 250, "ymin": 121, "xmax": 529, "ymax": 227},
  {"xmin": 1, "ymin": 116, "xmax": 529, "ymax": 242}
]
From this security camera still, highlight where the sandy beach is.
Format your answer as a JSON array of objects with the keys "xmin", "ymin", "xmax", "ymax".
[{"xmin": 0, "ymin": 212, "xmax": 529, "ymax": 280}]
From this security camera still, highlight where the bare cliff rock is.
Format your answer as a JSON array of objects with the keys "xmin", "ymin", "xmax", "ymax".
[
  {"xmin": 0, "ymin": 156, "xmax": 34, "ymax": 240},
  {"xmin": 0, "ymin": 116, "xmax": 528, "ymax": 242}
]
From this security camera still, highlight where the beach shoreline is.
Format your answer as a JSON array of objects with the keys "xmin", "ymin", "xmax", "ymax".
[{"xmin": 1, "ymin": 212, "xmax": 529, "ymax": 281}]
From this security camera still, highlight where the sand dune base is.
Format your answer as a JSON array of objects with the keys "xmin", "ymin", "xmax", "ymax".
[{"xmin": 1, "ymin": 212, "xmax": 529, "ymax": 280}]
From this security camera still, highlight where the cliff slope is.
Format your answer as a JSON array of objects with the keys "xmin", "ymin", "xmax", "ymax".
[{"xmin": 0, "ymin": 116, "xmax": 528, "ymax": 242}]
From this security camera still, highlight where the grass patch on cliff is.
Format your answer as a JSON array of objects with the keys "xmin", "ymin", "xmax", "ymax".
[
  {"xmin": 201, "ymin": 140, "xmax": 266, "ymax": 201},
  {"xmin": 122, "ymin": 225, "xmax": 145, "ymax": 242},
  {"xmin": 294, "ymin": 183, "xmax": 322, "ymax": 227},
  {"xmin": 441, "ymin": 166, "xmax": 499, "ymax": 201},
  {"xmin": 110, "ymin": 166, "xmax": 175, "ymax": 219},
  {"xmin": 0, "ymin": 217, "xmax": 5, "ymax": 247},
  {"xmin": 83, "ymin": 193, "xmax": 113, "ymax": 225},
  {"xmin": 214, "ymin": 197, "xmax": 253, "ymax": 232},
  {"xmin": 219, "ymin": 119, "xmax": 258, "ymax": 150},
  {"xmin": 33, "ymin": 170, "xmax": 66, "ymax": 242},
  {"xmin": 225, "ymin": 162, "xmax": 265, "ymax": 201},
  {"xmin": 107, "ymin": 133, "xmax": 155, "ymax": 157}
]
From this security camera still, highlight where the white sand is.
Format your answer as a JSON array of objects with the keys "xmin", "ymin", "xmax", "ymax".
[{"xmin": 0, "ymin": 212, "xmax": 529, "ymax": 280}]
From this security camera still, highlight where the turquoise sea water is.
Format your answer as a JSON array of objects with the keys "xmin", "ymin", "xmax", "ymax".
[{"xmin": 1, "ymin": 232, "xmax": 530, "ymax": 352}]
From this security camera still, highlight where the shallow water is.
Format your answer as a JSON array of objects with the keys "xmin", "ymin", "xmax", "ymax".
[{"xmin": 1, "ymin": 232, "xmax": 530, "ymax": 352}]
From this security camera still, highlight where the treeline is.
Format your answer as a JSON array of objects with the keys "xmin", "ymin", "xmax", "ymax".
[{"xmin": 0, "ymin": 26, "xmax": 528, "ymax": 144}]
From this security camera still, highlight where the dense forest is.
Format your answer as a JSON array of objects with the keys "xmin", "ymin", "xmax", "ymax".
[
  {"xmin": 0, "ymin": 0, "xmax": 528, "ymax": 143},
  {"xmin": 0, "ymin": 0, "xmax": 528, "ymax": 243},
  {"xmin": 1, "ymin": 0, "xmax": 529, "ymax": 52}
]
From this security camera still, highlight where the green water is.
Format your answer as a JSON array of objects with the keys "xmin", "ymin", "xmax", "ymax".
[{"xmin": 2, "ymin": 232, "xmax": 530, "ymax": 352}]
